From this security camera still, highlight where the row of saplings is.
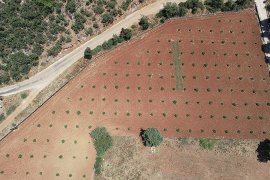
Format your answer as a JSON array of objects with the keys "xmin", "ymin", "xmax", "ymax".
[
  {"xmin": 90, "ymin": 127, "xmax": 163, "ymax": 175},
  {"xmin": 90, "ymin": 127, "xmax": 270, "ymax": 175}
]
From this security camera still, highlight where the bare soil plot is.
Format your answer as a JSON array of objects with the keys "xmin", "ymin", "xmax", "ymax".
[
  {"xmin": 0, "ymin": 10, "xmax": 270, "ymax": 179},
  {"xmin": 97, "ymin": 136, "xmax": 270, "ymax": 180}
]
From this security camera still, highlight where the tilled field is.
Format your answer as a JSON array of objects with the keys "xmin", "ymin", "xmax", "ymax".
[{"xmin": 0, "ymin": 10, "xmax": 269, "ymax": 179}]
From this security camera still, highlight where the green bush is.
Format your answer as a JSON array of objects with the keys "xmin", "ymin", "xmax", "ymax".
[
  {"xmin": 20, "ymin": 93, "xmax": 28, "ymax": 99},
  {"xmin": 204, "ymin": 0, "xmax": 224, "ymax": 12},
  {"xmin": 141, "ymin": 128, "xmax": 163, "ymax": 147},
  {"xmin": 84, "ymin": 47, "xmax": 92, "ymax": 59},
  {"xmin": 179, "ymin": 0, "xmax": 204, "ymax": 14},
  {"xmin": 90, "ymin": 127, "xmax": 112, "ymax": 157},
  {"xmin": 199, "ymin": 138, "xmax": 217, "ymax": 150},
  {"xmin": 47, "ymin": 40, "xmax": 62, "ymax": 57},
  {"xmin": 120, "ymin": 28, "xmax": 132, "ymax": 41},
  {"xmin": 91, "ymin": 45, "xmax": 103, "ymax": 55},
  {"xmin": 72, "ymin": 13, "xmax": 86, "ymax": 33},
  {"xmin": 121, "ymin": 0, "xmax": 132, "ymax": 11},
  {"xmin": 157, "ymin": 2, "xmax": 187, "ymax": 20},
  {"xmin": 139, "ymin": 16, "xmax": 149, "ymax": 30},
  {"xmin": 102, "ymin": 13, "xmax": 114, "ymax": 25},
  {"xmin": 66, "ymin": 0, "xmax": 76, "ymax": 14},
  {"xmin": 94, "ymin": 5, "xmax": 105, "ymax": 14}
]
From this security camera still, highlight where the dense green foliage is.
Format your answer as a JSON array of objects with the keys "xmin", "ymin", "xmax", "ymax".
[
  {"xmin": 120, "ymin": 28, "xmax": 132, "ymax": 41},
  {"xmin": 66, "ymin": 0, "xmax": 76, "ymax": 14},
  {"xmin": 141, "ymin": 128, "xmax": 163, "ymax": 147},
  {"xmin": 205, "ymin": 0, "xmax": 253, "ymax": 12},
  {"xmin": 94, "ymin": 157, "xmax": 102, "ymax": 174},
  {"xmin": 72, "ymin": 13, "xmax": 86, "ymax": 33},
  {"xmin": 90, "ymin": 127, "xmax": 112, "ymax": 157},
  {"xmin": 157, "ymin": 2, "xmax": 188, "ymax": 20},
  {"xmin": 91, "ymin": 28, "xmax": 132, "ymax": 55},
  {"xmin": 102, "ymin": 13, "xmax": 114, "ymax": 25},
  {"xmin": 179, "ymin": 0, "xmax": 204, "ymax": 14},
  {"xmin": 90, "ymin": 127, "xmax": 112, "ymax": 175},
  {"xmin": 84, "ymin": 47, "xmax": 92, "ymax": 60},
  {"xmin": 0, "ymin": 0, "xmax": 133, "ymax": 84},
  {"xmin": 121, "ymin": 0, "xmax": 132, "ymax": 11},
  {"xmin": 199, "ymin": 138, "xmax": 217, "ymax": 150},
  {"xmin": 157, "ymin": 0, "xmax": 253, "ymax": 22},
  {"xmin": 257, "ymin": 139, "xmax": 270, "ymax": 162},
  {"xmin": 139, "ymin": 16, "xmax": 150, "ymax": 30}
]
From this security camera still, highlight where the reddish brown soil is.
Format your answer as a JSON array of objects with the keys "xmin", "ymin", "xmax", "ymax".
[{"xmin": 0, "ymin": 10, "xmax": 270, "ymax": 179}]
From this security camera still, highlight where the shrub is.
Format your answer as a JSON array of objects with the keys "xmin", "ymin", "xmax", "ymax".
[
  {"xmin": 94, "ymin": 5, "xmax": 105, "ymax": 14},
  {"xmin": 180, "ymin": 0, "xmax": 204, "ymax": 14},
  {"xmin": 204, "ymin": 0, "xmax": 224, "ymax": 12},
  {"xmin": 120, "ymin": 28, "xmax": 132, "ymax": 41},
  {"xmin": 199, "ymin": 138, "xmax": 217, "ymax": 150},
  {"xmin": 47, "ymin": 40, "xmax": 62, "ymax": 57},
  {"xmin": 66, "ymin": 0, "xmax": 76, "ymax": 14},
  {"xmin": 141, "ymin": 128, "xmax": 163, "ymax": 147},
  {"xmin": 157, "ymin": 2, "xmax": 187, "ymax": 20},
  {"xmin": 90, "ymin": 127, "xmax": 112, "ymax": 157},
  {"xmin": 84, "ymin": 47, "xmax": 92, "ymax": 59},
  {"xmin": 121, "ymin": 0, "xmax": 132, "ymax": 11},
  {"xmin": 102, "ymin": 13, "xmax": 114, "ymax": 25},
  {"xmin": 139, "ymin": 16, "xmax": 149, "ymax": 30},
  {"xmin": 72, "ymin": 13, "xmax": 86, "ymax": 33},
  {"xmin": 21, "ymin": 92, "xmax": 28, "ymax": 99}
]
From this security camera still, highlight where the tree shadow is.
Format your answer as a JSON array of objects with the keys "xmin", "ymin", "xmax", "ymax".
[
  {"xmin": 256, "ymin": 139, "xmax": 270, "ymax": 163},
  {"xmin": 139, "ymin": 128, "xmax": 146, "ymax": 146}
]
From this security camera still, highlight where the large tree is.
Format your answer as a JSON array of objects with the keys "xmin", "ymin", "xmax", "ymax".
[
  {"xmin": 139, "ymin": 16, "xmax": 149, "ymax": 30},
  {"xmin": 141, "ymin": 128, "xmax": 163, "ymax": 147},
  {"xmin": 84, "ymin": 47, "xmax": 92, "ymax": 60},
  {"xmin": 120, "ymin": 28, "xmax": 132, "ymax": 41}
]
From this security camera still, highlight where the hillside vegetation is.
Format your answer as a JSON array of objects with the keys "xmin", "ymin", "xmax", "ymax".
[{"xmin": 0, "ymin": 0, "xmax": 139, "ymax": 84}]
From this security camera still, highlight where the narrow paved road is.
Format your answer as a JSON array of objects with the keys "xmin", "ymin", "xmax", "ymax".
[{"xmin": 0, "ymin": 0, "xmax": 184, "ymax": 96}]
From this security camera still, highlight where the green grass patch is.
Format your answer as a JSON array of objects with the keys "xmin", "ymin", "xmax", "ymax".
[
  {"xmin": 172, "ymin": 42, "xmax": 183, "ymax": 90},
  {"xmin": 199, "ymin": 138, "xmax": 217, "ymax": 150}
]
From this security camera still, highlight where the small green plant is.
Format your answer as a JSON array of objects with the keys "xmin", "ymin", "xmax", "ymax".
[{"xmin": 20, "ymin": 93, "xmax": 28, "ymax": 99}]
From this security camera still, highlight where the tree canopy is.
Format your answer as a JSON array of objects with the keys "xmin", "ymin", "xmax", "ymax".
[
  {"xmin": 257, "ymin": 139, "xmax": 270, "ymax": 162},
  {"xmin": 139, "ymin": 16, "xmax": 150, "ymax": 30},
  {"xmin": 141, "ymin": 128, "xmax": 163, "ymax": 147},
  {"xmin": 84, "ymin": 47, "xmax": 92, "ymax": 60}
]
